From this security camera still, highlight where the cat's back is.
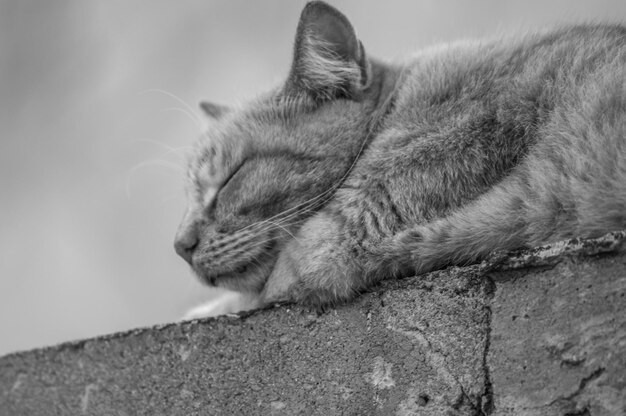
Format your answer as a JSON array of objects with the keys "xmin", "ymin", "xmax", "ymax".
[
  {"xmin": 373, "ymin": 23, "xmax": 626, "ymax": 163},
  {"xmin": 390, "ymin": 24, "xmax": 626, "ymax": 124}
]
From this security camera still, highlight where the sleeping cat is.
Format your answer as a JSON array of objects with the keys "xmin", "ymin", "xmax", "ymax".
[{"xmin": 176, "ymin": 1, "xmax": 626, "ymax": 317}]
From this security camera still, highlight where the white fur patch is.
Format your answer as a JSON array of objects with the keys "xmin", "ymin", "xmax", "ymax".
[{"xmin": 182, "ymin": 290, "xmax": 261, "ymax": 320}]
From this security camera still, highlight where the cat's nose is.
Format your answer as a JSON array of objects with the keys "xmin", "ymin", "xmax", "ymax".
[{"xmin": 174, "ymin": 226, "xmax": 199, "ymax": 265}]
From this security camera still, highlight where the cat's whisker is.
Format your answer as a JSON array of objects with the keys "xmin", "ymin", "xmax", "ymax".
[
  {"xmin": 234, "ymin": 189, "xmax": 329, "ymax": 233},
  {"xmin": 126, "ymin": 140, "xmax": 193, "ymax": 174},
  {"xmin": 255, "ymin": 206, "xmax": 322, "ymax": 235},
  {"xmin": 140, "ymin": 88, "xmax": 205, "ymax": 128},
  {"xmin": 241, "ymin": 219, "xmax": 310, "ymax": 253},
  {"xmin": 237, "ymin": 187, "xmax": 335, "ymax": 235},
  {"xmin": 161, "ymin": 107, "xmax": 204, "ymax": 130},
  {"xmin": 242, "ymin": 210, "xmax": 324, "ymax": 245},
  {"xmin": 240, "ymin": 203, "xmax": 320, "ymax": 237},
  {"xmin": 259, "ymin": 220, "xmax": 302, "ymax": 245},
  {"xmin": 125, "ymin": 160, "xmax": 185, "ymax": 199},
  {"xmin": 129, "ymin": 159, "xmax": 185, "ymax": 174},
  {"xmin": 125, "ymin": 138, "xmax": 192, "ymax": 159},
  {"xmin": 242, "ymin": 238, "xmax": 277, "ymax": 252},
  {"xmin": 245, "ymin": 200, "xmax": 318, "ymax": 232},
  {"xmin": 232, "ymin": 231, "xmax": 286, "ymax": 254}
]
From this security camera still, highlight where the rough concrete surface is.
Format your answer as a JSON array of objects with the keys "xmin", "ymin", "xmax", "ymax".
[
  {"xmin": 489, "ymin": 233, "xmax": 626, "ymax": 416},
  {"xmin": 0, "ymin": 231, "xmax": 624, "ymax": 416}
]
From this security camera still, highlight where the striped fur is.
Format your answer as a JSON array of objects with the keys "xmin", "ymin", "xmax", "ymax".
[{"xmin": 177, "ymin": 2, "xmax": 626, "ymax": 313}]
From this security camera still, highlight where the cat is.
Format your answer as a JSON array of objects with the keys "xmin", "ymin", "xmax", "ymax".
[{"xmin": 175, "ymin": 1, "xmax": 626, "ymax": 317}]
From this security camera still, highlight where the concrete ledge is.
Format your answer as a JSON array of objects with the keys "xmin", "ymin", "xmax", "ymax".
[{"xmin": 1, "ymin": 232, "xmax": 624, "ymax": 416}]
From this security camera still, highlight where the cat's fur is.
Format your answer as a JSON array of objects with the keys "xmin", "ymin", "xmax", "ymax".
[{"xmin": 176, "ymin": 1, "xmax": 626, "ymax": 314}]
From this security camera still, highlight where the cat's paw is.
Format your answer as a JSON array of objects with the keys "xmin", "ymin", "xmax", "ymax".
[
  {"xmin": 265, "ymin": 241, "xmax": 360, "ymax": 307},
  {"xmin": 262, "ymin": 209, "xmax": 367, "ymax": 307},
  {"xmin": 291, "ymin": 280, "xmax": 357, "ymax": 309}
]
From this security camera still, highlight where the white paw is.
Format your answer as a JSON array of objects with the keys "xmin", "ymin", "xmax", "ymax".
[{"xmin": 182, "ymin": 290, "xmax": 261, "ymax": 320}]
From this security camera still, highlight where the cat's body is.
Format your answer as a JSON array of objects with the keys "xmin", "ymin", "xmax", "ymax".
[{"xmin": 176, "ymin": 2, "xmax": 626, "ymax": 315}]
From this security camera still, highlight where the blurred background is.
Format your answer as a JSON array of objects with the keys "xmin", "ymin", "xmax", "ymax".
[{"xmin": 1, "ymin": 0, "xmax": 626, "ymax": 356}]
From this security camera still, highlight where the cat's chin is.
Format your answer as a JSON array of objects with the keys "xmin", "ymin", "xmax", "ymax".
[
  {"xmin": 191, "ymin": 248, "xmax": 280, "ymax": 294},
  {"xmin": 192, "ymin": 265, "xmax": 268, "ymax": 294},
  {"xmin": 189, "ymin": 229, "xmax": 291, "ymax": 293}
]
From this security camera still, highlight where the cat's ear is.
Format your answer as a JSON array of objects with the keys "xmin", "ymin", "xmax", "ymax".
[
  {"xmin": 200, "ymin": 101, "xmax": 230, "ymax": 120},
  {"xmin": 287, "ymin": 1, "xmax": 370, "ymax": 100}
]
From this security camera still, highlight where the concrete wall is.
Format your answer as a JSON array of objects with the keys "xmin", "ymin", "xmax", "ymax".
[{"xmin": 1, "ymin": 232, "xmax": 624, "ymax": 416}]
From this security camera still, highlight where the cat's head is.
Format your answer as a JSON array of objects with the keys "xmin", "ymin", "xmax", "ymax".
[{"xmin": 175, "ymin": 1, "xmax": 386, "ymax": 293}]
